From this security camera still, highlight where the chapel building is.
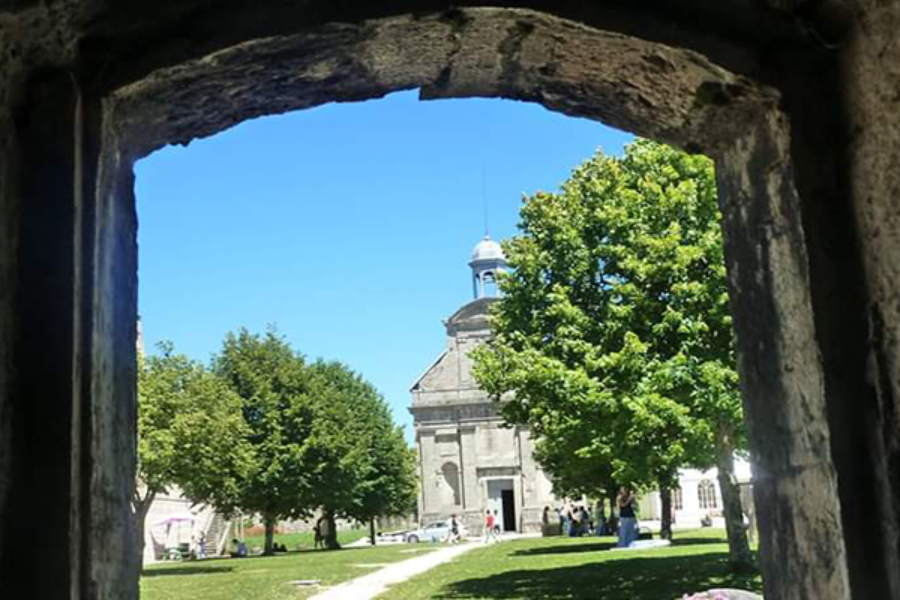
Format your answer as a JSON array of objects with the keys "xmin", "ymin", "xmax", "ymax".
[{"xmin": 410, "ymin": 236, "xmax": 557, "ymax": 534}]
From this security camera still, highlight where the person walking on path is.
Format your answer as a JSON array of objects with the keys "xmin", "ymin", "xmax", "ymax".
[
  {"xmin": 483, "ymin": 510, "xmax": 495, "ymax": 543},
  {"xmin": 617, "ymin": 486, "xmax": 638, "ymax": 548},
  {"xmin": 492, "ymin": 510, "xmax": 503, "ymax": 542},
  {"xmin": 447, "ymin": 515, "xmax": 461, "ymax": 544}
]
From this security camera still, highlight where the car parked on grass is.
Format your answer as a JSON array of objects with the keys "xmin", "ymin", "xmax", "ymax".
[{"xmin": 404, "ymin": 519, "xmax": 466, "ymax": 543}]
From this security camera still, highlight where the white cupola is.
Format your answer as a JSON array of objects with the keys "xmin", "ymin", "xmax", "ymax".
[{"xmin": 468, "ymin": 235, "xmax": 507, "ymax": 299}]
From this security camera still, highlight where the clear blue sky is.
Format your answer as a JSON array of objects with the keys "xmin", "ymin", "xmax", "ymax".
[{"xmin": 136, "ymin": 90, "xmax": 632, "ymax": 441}]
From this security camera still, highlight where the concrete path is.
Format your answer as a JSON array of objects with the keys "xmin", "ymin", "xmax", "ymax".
[{"xmin": 308, "ymin": 542, "xmax": 479, "ymax": 600}]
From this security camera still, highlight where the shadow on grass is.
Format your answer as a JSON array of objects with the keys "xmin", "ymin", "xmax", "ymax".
[
  {"xmin": 669, "ymin": 537, "xmax": 728, "ymax": 547},
  {"xmin": 512, "ymin": 541, "xmax": 617, "ymax": 556},
  {"xmin": 514, "ymin": 534, "xmax": 723, "ymax": 557},
  {"xmin": 433, "ymin": 552, "xmax": 762, "ymax": 600},
  {"xmin": 142, "ymin": 566, "xmax": 234, "ymax": 578}
]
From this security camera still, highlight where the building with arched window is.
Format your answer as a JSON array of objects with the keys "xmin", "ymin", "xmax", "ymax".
[
  {"xmin": 410, "ymin": 237, "xmax": 558, "ymax": 534},
  {"xmin": 698, "ymin": 479, "xmax": 718, "ymax": 510},
  {"xmin": 637, "ymin": 462, "xmax": 754, "ymax": 530}
]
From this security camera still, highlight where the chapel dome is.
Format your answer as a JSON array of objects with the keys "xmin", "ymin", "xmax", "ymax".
[{"xmin": 470, "ymin": 235, "xmax": 505, "ymax": 263}]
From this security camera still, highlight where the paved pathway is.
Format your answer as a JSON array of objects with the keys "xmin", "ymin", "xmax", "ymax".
[{"xmin": 308, "ymin": 542, "xmax": 479, "ymax": 600}]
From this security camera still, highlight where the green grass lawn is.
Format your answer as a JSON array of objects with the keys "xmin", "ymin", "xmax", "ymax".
[
  {"xmin": 380, "ymin": 529, "xmax": 763, "ymax": 600},
  {"xmin": 242, "ymin": 528, "xmax": 370, "ymax": 553},
  {"xmin": 140, "ymin": 542, "xmax": 437, "ymax": 600}
]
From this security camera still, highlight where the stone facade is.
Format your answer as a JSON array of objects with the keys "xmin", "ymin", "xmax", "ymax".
[{"xmin": 410, "ymin": 239, "xmax": 557, "ymax": 534}]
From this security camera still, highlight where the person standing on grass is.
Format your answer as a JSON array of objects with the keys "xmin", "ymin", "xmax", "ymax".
[
  {"xmin": 194, "ymin": 530, "xmax": 207, "ymax": 559},
  {"xmin": 314, "ymin": 516, "xmax": 325, "ymax": 550},
  {"xmin": 617, "ymin": 486, "xmax": 637, "ymax": 548},
  {"xmin": 596, "ymin": 500, "xmax": 607, "ymax": 536},
  {"xmin": 541, "ymin": 506, "xmax": 551, "ymax": 536},
  {"xmin": 571, "ymin": 504, "xmax": 582, "ymax": 537}
]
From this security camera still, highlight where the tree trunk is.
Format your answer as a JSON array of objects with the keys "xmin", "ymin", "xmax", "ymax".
[
  {"xmin": 369, "ymin": 518, "xmax": 376, "ymax": 546},
  {"xmin": 658, "ymin": 483, "xmax": 673, "ymax": 541},
  {"xmin": 132, "ymin": 489, "xmax": 156, "ymax": 571},
  {"xmin": 264, "ymin": 515, "xmax": 276, "ymax": 556},
  {"xmin": 324, "ymin": 511, "xmax": 341, "ymax": 550},
  {"xmin": 715, "ymin": 423, "xmax": 755, "ymax": 572}
]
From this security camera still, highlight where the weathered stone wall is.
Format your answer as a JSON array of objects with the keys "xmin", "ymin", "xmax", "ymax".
[
  {"xmin": 1, "ymin": 68, "xmax": 82, "ymax": 596},
  {"xmin": 0, "ymin": 50, "xmax": 139, "ymax": 599},
  {"xmin": 839, "ymin": 1, "xmax": 900, "ymax": 595},
  {"xmin": 716, "ymin": 109, "xmax": 851, "ymax": 600},
  {"xmin": 0, "ymin": 96, "xmax": 17, "ymax": 588},
  {"xmin": 89, "ymin": 102, "xmax": 140, "ymax": 597},
  {"xmin": 107, "ymin": 9, "xmax": 776, "ymax": 160}
]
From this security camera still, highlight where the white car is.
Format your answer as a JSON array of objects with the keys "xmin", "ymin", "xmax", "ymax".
[
  {"xmin": 404, "ymin": 519, "xmax": 465, "ymax": 543},
  {"xmin": 374, "ymin": 530, "xmax": 407, "ymax": 543}
]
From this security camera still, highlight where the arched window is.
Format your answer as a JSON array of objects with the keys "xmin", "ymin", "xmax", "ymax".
[
  {"xmin": 479, "ymin": 270, "xmax": 499, "ymax": 297},
  {"xmin": 441, "ymin": 462, "xmax": 461, "ymax": 506},
  {"xmin": 698, "ymin": 479, "xmax": 717, "ymax": 509},
  {"xmin": 672, "ymin": 487, "xmax": 683, "ymax": 511}
]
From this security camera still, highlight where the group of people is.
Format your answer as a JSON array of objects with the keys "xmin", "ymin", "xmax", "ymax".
[
  {"xmin": 226, "ymin": 538, "xmax": 286, "ymax": 557},
  {"xmin": 482, "ymin": 509, "xmax": 504, "ymax": 543},
  {"xmin": 542, "ymin": 486, "xmax": 640, "ymax": 548},
  {"xmin": 550, "ymin": 501, "xmax": 595, "ymax": 538},
  {"xmin": 229, "ymin": 538, "xmax": 248, "ymax": 557}
]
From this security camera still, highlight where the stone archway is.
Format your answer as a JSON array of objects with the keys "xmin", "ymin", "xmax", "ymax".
[{"xmin": 1, "ymin": 3, "xmax": 898, "ymax": 600}]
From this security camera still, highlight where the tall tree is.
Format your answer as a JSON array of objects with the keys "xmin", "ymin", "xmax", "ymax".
[
  {"xmin": 212, "ymin": 328, "xmax": 317, "ymax": 555},
  {"xmin": 135, "ymin": 342, "xmax": 253, "ymax": 566},
  {"xmin": 306, "ymin": 361, "xmax": 418, "ymax": 548},
  {"xmin": 472, "ymin": 140, "xmax": 753, "ymax": 569}
]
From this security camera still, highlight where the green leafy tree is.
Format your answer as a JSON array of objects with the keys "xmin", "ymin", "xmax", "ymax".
[
  {"xmin": 306, "ymin": 361, "xmax": 418, "ymax": 548},
  {"xmin": 135, "ymin": 342, "xmax": 253, "ymax": 566},
  {"xmin": 212, "ymin": 328, "xmax": 317, "ymax": 555},
  {"xmin": 473, "ymin": 140, "xmax": 752, "ymax": 569}
]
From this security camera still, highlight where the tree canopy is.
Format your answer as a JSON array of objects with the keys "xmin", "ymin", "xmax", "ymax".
[
  {"xmin": 211, "ymin": 328, "xmax": 319, "ymax": 553},
  {"xmin": 305, "ymin": 360, "xmax": 418, "ymax": 547},
  {"xmin": 135, "ymin": 342, "xmax": 253, "ymax": 564},
  {"xmin": 210, "ymin": 327, "xmax": 416, "ymax": 552},
  {"xmin": 472, "ymin": 139, "xmax": 752, "ymax": 567}
]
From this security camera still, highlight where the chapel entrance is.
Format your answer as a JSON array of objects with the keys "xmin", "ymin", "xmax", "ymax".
[{"xmin": 487, "ymin": 479, "xmax": 517, "ymax": 532}]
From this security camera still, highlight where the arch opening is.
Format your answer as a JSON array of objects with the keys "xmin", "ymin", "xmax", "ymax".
[
  {"xmin": 98, "ymin": 9, "xmax": 836, "ymax": 600},
  {"xmin": 0, "ymin": 4, "xmax": 871, "ymax": 600}
]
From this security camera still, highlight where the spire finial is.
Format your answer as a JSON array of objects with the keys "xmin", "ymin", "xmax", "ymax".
[{"xmin": 481, "ymin": 166, "xmax": 490, "ymax": 238}]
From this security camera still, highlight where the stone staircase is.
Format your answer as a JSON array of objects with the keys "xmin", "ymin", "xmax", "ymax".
[{"xmin": 201, "ymin": 513, "xmax": 231, "ymax": 557}]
